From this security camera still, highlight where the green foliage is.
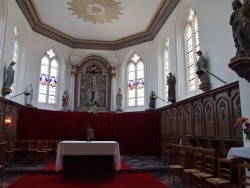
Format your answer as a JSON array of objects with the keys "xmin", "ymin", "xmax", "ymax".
[{"xmin": 88, "ymin": 100, "xmax": 99, "ymax": 115}]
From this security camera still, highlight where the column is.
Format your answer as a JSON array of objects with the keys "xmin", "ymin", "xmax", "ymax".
[{"xmin": 69, "ymin": 66, "xmax": 76, "ymax": 111}]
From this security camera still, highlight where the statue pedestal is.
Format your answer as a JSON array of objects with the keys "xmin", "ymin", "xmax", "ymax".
[
  {"xmin": 199, "ymin": 83, "xmax": 211, "ymax": 92},
  {"xmin": 1, "ymin": 88, "xmax": 12, "ymax": 98},
  {"xmin": 228, "ymin": 52, "xmax": 250, "ymax": 83}
]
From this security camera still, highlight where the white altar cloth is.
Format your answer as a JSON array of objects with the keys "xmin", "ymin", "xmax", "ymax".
[
  {"xmin": 55, "ymin": 141, "xmax": 121, "ymax": 171},
  {"xmin": 227, "ymin": 147, "xmax": 250, "ymax": 160}
]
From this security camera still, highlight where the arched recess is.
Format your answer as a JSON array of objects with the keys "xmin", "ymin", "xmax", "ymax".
[{"xmin": 75, "ymin": 56, "xmax": 112, "ymax": 111}]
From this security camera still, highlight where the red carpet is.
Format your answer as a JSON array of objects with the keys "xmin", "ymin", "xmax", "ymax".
[
  {"xmin": 7, "ymin": 173, "xmax": 167, "ymax": 188},
  {"xmin": 42, "ymin": 159, "xmax": 130, "ymax": 171}
]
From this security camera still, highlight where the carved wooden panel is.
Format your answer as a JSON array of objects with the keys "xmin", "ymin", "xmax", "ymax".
[
  {"xmin": 193, "ymin": 104, "xmax": 203, "ymax": 136},
  {"xmin": 159, "ymin": 81, "xmax": 241, "ymax": 148},
  {"xmin": 204, "ymin": 101, "xmax": 215, "ymax": 137},
  {"xmin": 232, "ymin": 93, "xmax": 242, "ymax": 138},
  {"xmin": 216, "ymin": 97, "xmax": 231, "ymax": 138},
  {"xmin": 161, "ymin": 112, "xmax": 165, "ymax": 135},
  {"xmin": 171, "ymin": 110, "xmax": 177, "ymax": 136},
  {"xmin": 178, "ymin": 108, "xmax": 184, "ymax": 136},
  {"xmin": 185, "ymin": 107, "xmax": 192, "ymax": 136},
  {"xmin": 166, "ymin": 112, "xmax": 171, "ymax": 136}
]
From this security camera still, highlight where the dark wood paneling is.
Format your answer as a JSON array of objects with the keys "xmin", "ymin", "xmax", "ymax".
[{"xmin": 159, "ymin": 81, "xmax": 242, "ymax": 152}]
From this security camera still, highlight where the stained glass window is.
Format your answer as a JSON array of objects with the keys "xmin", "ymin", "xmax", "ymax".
[
  {"xmin": 38, "ymin": 49, "xmax": 58, "ymax": 104},
  {"xmin": 185, "ymin": 9, "xmax": 200, "ymax": 92},
  {"xmin": 127, "ymin": 52, "xmax": 144, "ymax": 107},
  {"xmin": 164, "ymin": 38, "xmax": 170, "ymax": 100}
]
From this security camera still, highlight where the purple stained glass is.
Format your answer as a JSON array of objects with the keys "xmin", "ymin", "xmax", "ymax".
[
  {"xmin": 128, "ymin": 80, "xmax": 135, "ymax": 90},
  {"xmin": 40, "ymin": 74, "xmax": 48, "ymax": 85},
  {"xmin": 137, "ymin": 78, "xmax": 144, "ymax": 88},
  {"xmin": 49, "ymin": 76, "xmax": 57, "ymax": 87}
]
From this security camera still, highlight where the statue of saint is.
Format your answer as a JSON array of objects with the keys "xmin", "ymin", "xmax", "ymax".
[
  {"xmin": 149, "ymin": 91, "xmax": 157, "ymax": 109},
  {"xmin": 196, "ymin": 51, "xmax": 211, "ymax": 91},
  {"xmin": 3, "ymin": 61, "xmax": 16, "ymax": 89},
  {"xmin": 2, "ymin": 61, "xmax": 16, "ymax": 97},
  {"xmin": 61, "ymin": 90, "xmax": 69, "ymax": 111},
  {"xmin": 116, "ymin": 88, "xmax": 123, "ymax": 112},
  {"xmin": 167, "ymin": 73, "xmax": 176, "ymax": 103},
  {"xmin": 28, "ymin": 84, "xmax": 33, "ymax": 105},
  {"xmin": 87, "ymin": 66, "xmax": 101, "ymax": 91},
  {"xmin": 230, "ymin": 0, "xmax": 250, "ymax": 54}
]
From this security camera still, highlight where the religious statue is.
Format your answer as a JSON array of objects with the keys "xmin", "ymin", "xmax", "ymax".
[
  {"xmin": 167, "ymin": 73, "xmax": 176, "ymax": 103},
  {"xmin": 149, "ymin": 91, "xmax": 157, "ymax": 110},
  {"xmin": 28, "ymin": 84, "xmax": 33, "ymax": 106},
  {"xmin": 230, "ymin": 0, "xmax": 250, "ymax": 54},
  {"xmin": 87, "ymin": 66, "xmax": 101, "ymax": 91},
  {"xmin": 196, "ymin": 51, "xmax": 211, "ymax": 92},
  {"xmin": 61, "ymin": 90, "xmax": 69, "ymax": 111},
  {"xmin": 2, "ymin": 61, "xmax": 16, "ymax": 97},
  {"xmin": 116, "ymin": 88, "xmax": 123, "ymax": 112}
]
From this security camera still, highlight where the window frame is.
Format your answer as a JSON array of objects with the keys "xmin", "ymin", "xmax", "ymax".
[
  {"xmin": 38, "ymin": 49, "xmax": 59, "ymax": 105},
  {"xmin": 127, "ymin": 52, "xmax": 145, "ymax": 107},
  {"xmin": 185, "ymin": 8, "xmax": 200, "ymax": 93}
]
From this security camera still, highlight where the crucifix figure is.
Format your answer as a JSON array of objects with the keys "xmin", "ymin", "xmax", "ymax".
[{"xmin": 86, "ymin": 66, "xmax": 102, "ymax": 100}]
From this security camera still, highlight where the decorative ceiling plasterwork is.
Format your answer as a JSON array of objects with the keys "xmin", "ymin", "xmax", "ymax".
[
  {"xmin": 67, "ymin": 0, "xmax": 123, "ymax": 24},
  {"xmin": 15, "ymin": 0, "xmax": 181, "ymax": 50}
]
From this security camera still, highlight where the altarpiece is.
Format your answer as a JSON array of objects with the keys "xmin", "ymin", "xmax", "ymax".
[{"xmin": 75, "ymin": 57, "xmax": 112, "ymax": 111}]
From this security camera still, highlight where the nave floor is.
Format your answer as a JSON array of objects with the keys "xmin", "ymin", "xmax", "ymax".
[{"xmin": 0, "ymin": 155, "xmax": 196, "ymax": 188}]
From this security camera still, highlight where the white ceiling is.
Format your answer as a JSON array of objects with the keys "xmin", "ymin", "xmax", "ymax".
[
  {"xmin": 33, "ymin": 0, "xmax": 163, "ymax": 41},
  {"xmin": 17, "ymin": 0, "xmax": 179, "ymax": 49}
]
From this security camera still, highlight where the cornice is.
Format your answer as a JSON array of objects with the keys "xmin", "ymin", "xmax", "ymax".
[{"xmin": 15, "ymin": 0, "xmax": 181, "ymax": 50}]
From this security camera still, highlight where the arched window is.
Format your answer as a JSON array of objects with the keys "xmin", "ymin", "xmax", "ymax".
[
  {"xmin": 185, "ymin": 8, "xmax": 200, "ymax": 92},
  {"xmin": 38, "ymin": 49, "xmax": 58, "ymax": 104},
  {"xmin": 10, "ymin": 27, "xmax": 19, "ymax": 95},
  {"xmin": 127, "ymin": 52, "xmax": 144, "ymax": 107},
  {"xmin": 164, "ymin": 38, "xmax": 170, "ymax": 100}
]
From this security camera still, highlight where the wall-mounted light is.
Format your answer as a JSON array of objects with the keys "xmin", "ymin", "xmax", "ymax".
[{"xmin": 5, "ymin": 117, "xmax": 11, "ymax": 126}]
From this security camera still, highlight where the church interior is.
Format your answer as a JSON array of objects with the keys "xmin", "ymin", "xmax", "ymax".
[{"xmin": 0, "ymin": 0, "xmax": 250, "ymax": 187}]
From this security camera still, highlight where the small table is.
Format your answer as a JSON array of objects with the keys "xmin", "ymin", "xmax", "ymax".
[{"xmin": 55, "ymin": 141, "xmax": 121, "ymax": 179}]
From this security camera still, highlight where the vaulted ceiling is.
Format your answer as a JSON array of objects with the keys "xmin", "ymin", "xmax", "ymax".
[{"xmin": 16, "ymin": 0, "xmax": 180, "ymax": 50}]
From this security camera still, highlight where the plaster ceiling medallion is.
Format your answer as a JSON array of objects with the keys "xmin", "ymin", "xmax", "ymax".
[{"xmin": 67, "ymin": 0, "xmax": 124, "ymax": 24}]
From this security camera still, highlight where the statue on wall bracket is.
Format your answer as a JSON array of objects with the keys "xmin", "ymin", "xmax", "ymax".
[
  {"xmin": 228, "ymin": 0, "xmax": 250, "ymax": 83},
  {"xmin": 196, "ymin": 51, "xmax": 211, "ymax": 92}
]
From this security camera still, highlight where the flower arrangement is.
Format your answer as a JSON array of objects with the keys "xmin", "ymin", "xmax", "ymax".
[
  {"xmin": 88, "ymin": 99, "xmax": 99, "ymax": 115},
  {"xmin": 234, "ymin": 117, "xmax": 250, "ymax": 141}
]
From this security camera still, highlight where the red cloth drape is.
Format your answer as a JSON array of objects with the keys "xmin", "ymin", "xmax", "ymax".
[{"xmin": 17, "ymin": 109, "xmax": 161, "ymax": 155}]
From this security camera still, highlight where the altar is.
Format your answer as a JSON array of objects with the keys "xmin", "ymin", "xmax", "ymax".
[
  {"xmin": 227, "ymin": 147, "xmax": 250, "ymax": 160},
  {"xmin": 55, "ymin": 141, "xmax": 121, "ymax": 179}
]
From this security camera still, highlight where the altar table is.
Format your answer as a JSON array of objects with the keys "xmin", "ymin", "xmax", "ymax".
[
  {"xmin": 227, "ymin": 147, "xmax": 250, "ymax": 160},
  {"xmin": 55, "ymin": 141, "xmax": 121, "ymax": 179}
]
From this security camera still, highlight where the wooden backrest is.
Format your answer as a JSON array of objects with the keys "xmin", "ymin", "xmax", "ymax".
[
  {"xmin": 217, "ymin": 158, "xmax": 232, "ymax": 180},
  {"xmin": 28, "ymin": 140, "xmax": 38, "ymax": 150},
  {"xmin": 193, "ymin": 153, "xmax": 203, "ymax": 171},
  {"xmin": 12, "ymin": 140, "xmax": 22, "ymax": 149},
  {"xmin": 238, "ymin": 163, "xmax": 250, "ymax": 188},
  {"xmin": 204, "ymin": 154, "xmax": 216, "ymax": 175},
  {"xmin": 179, "ymin": 150, "xmax": 186, "ymax": 166},
  {"xmin": 0, "ymin": 142, "xmax": 7, "ymax": 165}
]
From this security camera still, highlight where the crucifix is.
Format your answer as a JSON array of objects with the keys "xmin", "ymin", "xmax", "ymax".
[{"xmin": 86, "ymin": 66, "xmax": 101, "ymax": 101}]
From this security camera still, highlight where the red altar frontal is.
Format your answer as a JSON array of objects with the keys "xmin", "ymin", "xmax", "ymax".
[{"xmin": 17, "ymin": 109, "xmax": 161, "ymax": 155}]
